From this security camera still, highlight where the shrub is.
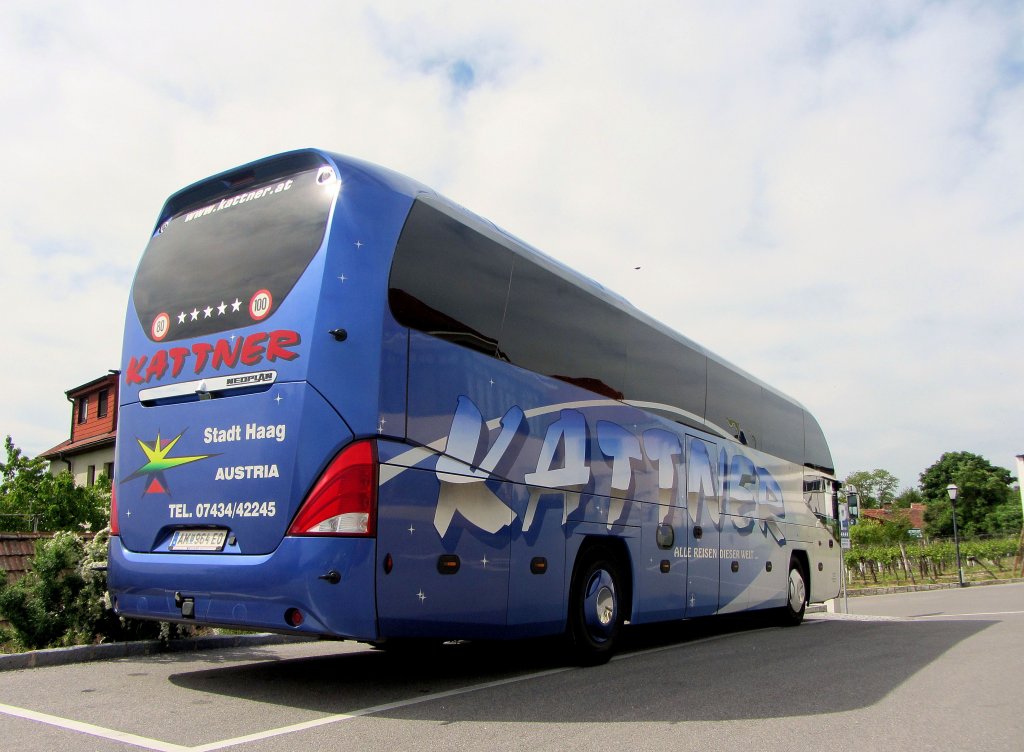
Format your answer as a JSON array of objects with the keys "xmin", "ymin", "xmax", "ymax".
[
  {"xmin": 0, "ymin": 531, "xmax": 92, "ymax": 649},
  {"xmin": 0, "ymin": 529, "xmax": 173, "ymax": 651}
]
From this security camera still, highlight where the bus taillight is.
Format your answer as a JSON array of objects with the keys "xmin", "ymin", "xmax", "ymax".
[{"xmin": 288, "ymin": 440, "xmax": 378, "ymax": 536}]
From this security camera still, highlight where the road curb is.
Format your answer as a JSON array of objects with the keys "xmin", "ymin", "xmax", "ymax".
[
  {"xmin": 0, "ymin": 632, "xmax": 315, "ymax": 672},
  {"xmin": 841, "ymin": 576, "xmax": 1024, "ymax": 599}
]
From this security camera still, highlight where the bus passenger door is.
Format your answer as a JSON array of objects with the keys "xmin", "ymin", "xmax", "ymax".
[
  {"xmin": 718, "ymin": 451, "xmax": 757, "ymax": 613},
  {"xmin": 631, "ymin": 428, "xmax": 687, "ymax": 623},
  {"xmin": 684, "ymin": 435, "xmax": 720, "ymax": 618}
]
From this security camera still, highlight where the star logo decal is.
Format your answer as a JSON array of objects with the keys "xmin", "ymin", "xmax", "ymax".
[{"xmin": 125, "ymin": 431, "xmax": 216, "ymax": 496}]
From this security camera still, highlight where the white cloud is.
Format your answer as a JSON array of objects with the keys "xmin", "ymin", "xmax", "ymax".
[{"xmin": 0, "ymin": 0, "xmax": 1021, "ymax": 489}]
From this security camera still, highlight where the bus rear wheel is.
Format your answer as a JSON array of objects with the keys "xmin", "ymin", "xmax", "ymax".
[{"xmin": 567, "ymin": 548, "xmax": 623, "ymax": 665}]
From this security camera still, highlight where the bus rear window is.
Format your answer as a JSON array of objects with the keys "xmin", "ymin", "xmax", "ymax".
[{"xmin": 132, "ymin": 165, "xmax": 336, "ymax": 342}]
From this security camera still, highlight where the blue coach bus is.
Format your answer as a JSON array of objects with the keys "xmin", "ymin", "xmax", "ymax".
[{"xmin": 108, "ymin": 149, "xmax": 841, "ymax": 663}]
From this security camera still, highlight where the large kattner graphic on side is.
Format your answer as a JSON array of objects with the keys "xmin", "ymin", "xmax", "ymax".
[
  {"xmin": 427, "ymin": 395, "xmax": 788, "ymax": 540},
  {"xmin": 109, "ymin": 149, "xmax": 841, "ymax": 664}
]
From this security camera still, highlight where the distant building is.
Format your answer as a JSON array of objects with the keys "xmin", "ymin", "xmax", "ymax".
[
  {"xmin": 39, "ymin": 372, "xmax": 118, "ymax": 487},
  {"xmin": 860, "ymin": 502, "xmax": 928, "ymax": 537}
]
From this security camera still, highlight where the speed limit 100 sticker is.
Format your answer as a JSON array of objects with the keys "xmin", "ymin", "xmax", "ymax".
[
  {"xmin": 151, "ymin": 312, "xmax": 170, "ymax": 341},
  {"xmin": 249, "ymin": 289, "xmax": 272, "ymax": 321}
]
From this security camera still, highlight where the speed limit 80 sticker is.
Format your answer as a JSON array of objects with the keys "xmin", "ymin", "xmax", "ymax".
[
  {"xmin": 249, "ymin": 289, "xmax": 272, "ymax": 321},
  {"xmin": 151, "ymin": 312, "xmax": 171, "ymax": 341}
]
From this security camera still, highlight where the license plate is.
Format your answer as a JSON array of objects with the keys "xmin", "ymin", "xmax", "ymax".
[{"xmin": 170, "ymin": 529, "xmax": 228, "ymax": 552}]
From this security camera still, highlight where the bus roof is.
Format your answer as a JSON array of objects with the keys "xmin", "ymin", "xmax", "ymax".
[{"xmin": 158, "ymin": 148, "xmax": 833, "ymax": 474}]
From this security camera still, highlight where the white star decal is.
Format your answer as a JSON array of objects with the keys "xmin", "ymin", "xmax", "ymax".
[
  {"xmin": 177, "ymin": 312, "xmax": 186, "ymax": 324},
  {"xmin": 417, "ymin": 589, "xmax": 426, "ymax": 603},
  {"xmin": 203, "ymin": 305, "xmax": 213, "ymax": 318},
  {"xmin": 408, "ymin": 524, "xmax": 415, "ymax": 535},
  {"xmin": 231, "ymin": 298, "xmax": 242, "ymax": 312},
  {"xmin": 217, "ymin": 301, "xmax": 227, "ymax": 315},
  {"xmin": 190, "ymin": 308, "xmax": 199, "ymax": 321},
  {"xmin": 338, "ymin": 274, "xmax": 347, "ymax": 283},
  {"xmin": 274, "ymin": 394, "xmax": 283, "ymax": 405},
  {"xmin": 354, "ymin": 240, "xmax": 363, "ymax": 249},
  {"xmin": 481, "ymin": 555, "xmax": 489, "ymax": 568}
]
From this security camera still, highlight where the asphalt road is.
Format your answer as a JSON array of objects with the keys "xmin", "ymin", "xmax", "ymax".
[{"xmin": 1, "ymin": 583, "xmax": 1022, "ymax": 751}]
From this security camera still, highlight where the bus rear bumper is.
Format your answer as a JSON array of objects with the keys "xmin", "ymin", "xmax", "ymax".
[{"xmin": 107, "ymin": 536, "xmax": 378, "ymax": 641}]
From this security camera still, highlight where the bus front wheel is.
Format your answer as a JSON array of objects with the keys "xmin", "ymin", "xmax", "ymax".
[
  {"xmin": 778, "ymin": 557, "xmax": 807, "ymax": 626},
  {"xmin": 567, "ymin": 548, "xmax": 623, "ymax": 665}
]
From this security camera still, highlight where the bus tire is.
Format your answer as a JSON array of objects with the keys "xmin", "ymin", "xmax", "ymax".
[
  {"xmin": 567, "ymin": 547, "xmax": 623, "ymax": 665},
  {"xmin": 778, "ymin": 557, "xmax": 807, "ymax": 626}
]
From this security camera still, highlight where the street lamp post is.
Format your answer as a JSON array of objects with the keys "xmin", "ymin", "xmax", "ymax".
[
  {"xmin": 1016, "ymin": 455, "xmax": 1024, "ymax": 520},
  {"xmin": 947, "ymin": 483, "xmax": 965, "ymax": 587}
]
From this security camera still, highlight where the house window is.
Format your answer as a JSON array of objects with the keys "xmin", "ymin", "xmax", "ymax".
[
  {"xmin": 104, "ymin": 462, "xmax": 114, "ymax": 480},
  {"xmin": 77, "ymin": 397, "xmax": 88, "ymax": 424},
  {"xmin": 97, "ymin": 389, "xmax": 109, "ymax": 418},
  {"xmin": 87, "ymin": 465, "xmax": 96, "ymax": 486}
]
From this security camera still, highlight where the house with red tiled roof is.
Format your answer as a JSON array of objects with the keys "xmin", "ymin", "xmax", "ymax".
[
  {"xmin": 860, "ymin": 502, "xmax": 927, "ymax": 533},
  {"xmin": 38, "ymin": 372, "xmax": 118, "ymax": 487}
]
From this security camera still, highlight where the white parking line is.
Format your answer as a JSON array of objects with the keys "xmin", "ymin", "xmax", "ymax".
[
  {"xmin": 0, "ymin": 702, "xmax": 188, "ymax": 752},
  {"xmin": 0, "ymin": 622, "xmax": 853, "ymax": 751},
  {"xmin": 206, "ymin": 631, "xmax": 744, "ymax": 751},
  {"xmin": 191, "ymin": 666, "xmax": 573, "ymax": 752},
  {"xmin": 0, "ymin": 665, "xmax": 572, "ymax": 752}
]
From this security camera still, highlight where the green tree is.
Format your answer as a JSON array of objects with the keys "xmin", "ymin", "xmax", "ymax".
[
  {"xmin": 850, "ymin": 513, "xmax": 912, "ymax": 546},
  {"xmin": 0, "ymin": 436, "xmax": 109, "ymax": 532},
  {"xmin": 982, "ymin": 500, "xmax": 1023, "ymax": 536},
  {"xmin": 843, "ymin": 469, "xmax": 900, "ymax": 509},
  {"xmin": 850, "ymin": 521, "xmax": 887, "ymax": 546},
  {"xmin": 893, "ymin": 487, "xmax": 923, "ymax": 509},
  {"xmin": 920, "ymin": 451, "xmax": 1017, "ymax": 538}
]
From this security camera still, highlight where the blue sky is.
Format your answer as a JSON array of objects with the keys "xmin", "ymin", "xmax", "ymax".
[{"xmin": 1, "ymin": 1, "xmax": 1022, "ymax": 490}]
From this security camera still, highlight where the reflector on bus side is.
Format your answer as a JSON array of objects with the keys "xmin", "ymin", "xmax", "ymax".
[
  {"xmin": 288, "ymin": 440, "xmax": 378, "ymax": 536},
  {"xmin": 110, "ymin": 484, "xmax": 120, "ymax": 536}
]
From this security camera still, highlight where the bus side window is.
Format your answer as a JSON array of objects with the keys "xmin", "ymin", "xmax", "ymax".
[
  {"xmin": 622, "ymin": 320, "xmax": 707, "ymax": 427},
  {"xmin": 500, "ymin": 258, "xmax": 629, "ymax": 400},
  {"xmin": 706, "ymin": 360, "xmax": 762, "ymax": 450},
  {"xmin": 389, "ymin": 199, "xmax": 512, "ymax": 358}
]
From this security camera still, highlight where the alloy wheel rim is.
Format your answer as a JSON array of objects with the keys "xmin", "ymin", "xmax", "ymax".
[
  {"xmin": 583, "ymin": 569, "xmax": 617, "ymax": 642},
  {"xmin": 789, "ymin": 568, "xmax": 806, "ymax": 611}
]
